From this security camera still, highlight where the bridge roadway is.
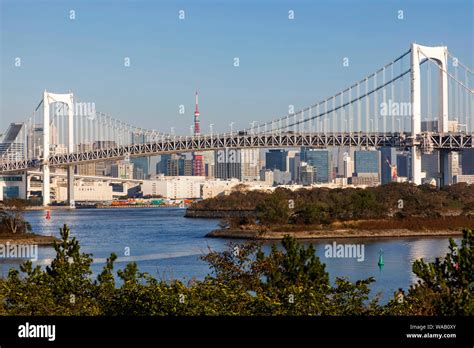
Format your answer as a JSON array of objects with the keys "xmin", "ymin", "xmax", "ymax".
[{"xmin": 1, "ymin": 131, "xmax": 473, "ymax": 173}]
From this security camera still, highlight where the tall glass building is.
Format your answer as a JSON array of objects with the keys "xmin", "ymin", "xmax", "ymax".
[
  {"xmin": 131, "ymin": 157, "xmax": 150, "ymax": 178},
  {"xmin": 354, "ymin": 150, "xmax": 380, "ymax": 175},
  {"xmin": 421, "ymin": 151, "xmax": 440, "ymax": 179},
  {"xmin": 265, "ymin": 149, "xmax": 288, "ymax": 172},
  {"xmin": 396, "ymin": 153, "xmax": 411, "ymax": 178},
  {"xmin": 461, "ymin": 148, "xmax": 474, "ymax": 174},
  {"xmin": 156, "ymin": 154, "xmax": 172, "ymax": 175},
  {"xmin": 301, "ymin": 148, "xmax": 330, "ymax": 183}
]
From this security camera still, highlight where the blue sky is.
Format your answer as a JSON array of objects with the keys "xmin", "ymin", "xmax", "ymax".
[{"xmin": 1, "ymin": 0, "xmax": 473, "ymax": 134}]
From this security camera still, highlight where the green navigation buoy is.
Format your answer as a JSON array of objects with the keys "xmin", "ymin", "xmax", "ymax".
[{"xmin": 378, "ymin": 249, "xmax": 384, "ymax": 267}]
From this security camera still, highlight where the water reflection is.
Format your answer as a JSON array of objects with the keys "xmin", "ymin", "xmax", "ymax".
[{"xmin": 0, "ymin": 209, "xmax": 458, "ymax": 303}]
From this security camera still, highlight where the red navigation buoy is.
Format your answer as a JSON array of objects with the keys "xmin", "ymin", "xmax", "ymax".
[{"xmin": 45, "ymin": 211, "xmax": 51, "ymax": 220}]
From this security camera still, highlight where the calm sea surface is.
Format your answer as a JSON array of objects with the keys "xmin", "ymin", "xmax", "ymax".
[{"xmin": 0, "ymin": 208, "xmax": 457, "ymax": 303}]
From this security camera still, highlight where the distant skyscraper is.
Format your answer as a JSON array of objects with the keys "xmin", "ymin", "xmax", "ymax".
[
  {"xmin": 156, "ymin": 154, "xmax": 172, "ymax": 175},
  {"xmin": 95, "ymin": 160, "xmax": 114, "ymax": 176},
  {"xmin": 131, "ymin": 157, "xmax": 150, "ymax": 178},
  {"xmin": 301, "ymin": 148, "xmax": 330, "ymax": 183},
  {"xmin": 441, "ymin": 151, "xmax": 459, "ymax": 186},
  {"xmin": 396, "ymin": 153, "xmax": 411, "ymax": 178},
  {"xmin": 202, "ymin": 151, "xmax": 215, "ymax": 178},
  {"xmin": 133, "ymin": 166, "xmax": 145, "ymax": 180},
  {"xmin": 111, "ymin": 160, "xmax": 134, "ymax": 179},
  {"xmin": 214, "ymin": 148, "xmax": 259, "ymax": 181},
  {"xmin": 192, "ymin": 92, "xmax": 204, "ymax": 176},
  {"xmin": 266, "ymin": 149, "xmax": 288, "ymax": 172},
  {"xmin": 215, "ymin": 148, "xmax": 242, "ymax": 180},
  {"xmin": 289, "ymin": 153, "xmax": 301, "ymax": 183},
  {"xmin": 461, "ymin": 149, "xmax": 474, "ymax": 175},
  {"xmin": 0, "ymin": 123, "xmax": 25, "ymax": 161},
  {"xmin": 240, "ymin": 149, "xmax": 260, "ymax": 181},
  {"xmin": 299, "ymin": 162, "xmax": 315, "ymax": 186},
  {"xmin": 381, "ymin": 147, "xmax": 397, "ymax": 185},
  {"xmin": 354, "ymin": 150, "xmax": 380, "ymax": 177},
  {"xmin": 76, "ymin": 144, "xmax": 96, "ymax": 176},
  {"xmin": 343, "ymin": 155, "xmax": 353, "ymax": 178},
  {"xmin": 166, "ymin": 154, "xmax": 192, "ymax": 176},
  {"xmin": 421, "ymin": 151, "xmax": 440, "ymax": 180},
  {"xmin": 93, "ymin": 140, "xmax": 117, "ymax": 149}
]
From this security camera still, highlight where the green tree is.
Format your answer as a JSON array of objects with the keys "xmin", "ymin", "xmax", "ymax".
[
  {"xmin": 386, "ymin": 229, "xmax": 473, "ymax": 315},
  {"xmin": 256, "ymin": 191, "xmax": 291, "ymax": 225},
  {"xmin": 295, "ymin": 201, "xmax": 330, "ymax": 225}
]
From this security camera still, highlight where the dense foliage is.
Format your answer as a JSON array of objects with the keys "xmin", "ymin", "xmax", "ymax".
[
  {"xmin": 190, "ymin": 183, "xmax": 474, "ymax": 228},
  {"xmin": 0, "ymin": 224, "xmax": 472, "ymax": 316},
  {"xmin": 0, "ymin": 199, "xmax": 31, "ymax": 234}
]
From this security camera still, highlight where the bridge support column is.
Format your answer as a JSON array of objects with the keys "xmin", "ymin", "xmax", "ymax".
[
  {"xmin": 42, "ymin": 166, "xmax": 50, "ymax": 206},
  {"xmin": 42, "ymin": 90, "xmax": 75, "ymax": 206},
  {"xmin": 67, "ymin": 92, "xmax": 75, "ymax": 208},
  {"xmin": 42, "ymin": 90, "xmax": 50, "ymax": 206},
  {"xmin": 411, "ymin": 147, "xmax": 423, "ymax": 185},
  {"xmin": 23, "ymin": 170, "xmax": 30, "ymax": 199},
  {"xmin": 67, "ymin": 166, "xmax": 75, "ymax": 208},
  {"xmin": 410, "ymin": 43, "xmax": 449, "ymax": 185}
]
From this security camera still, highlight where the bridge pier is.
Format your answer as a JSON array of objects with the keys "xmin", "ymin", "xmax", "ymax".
[
  {"xmin": 42, "ymin": 90, "xmax": 50, "ymax": 206},
  {"xmin": 42, "ymin": 165, "xmax": 50, "ymax": 206},
  {"xmin": 42, "ymin": 90, "xmax": 75, "ymax": 207},
  {"xmin": 410, "ymin": 43, "xmax": 449, "ymax": 185},
  {"xmin": 67, "ymin": 166, "xmax": 75, "ymax": 208},
  {"xmin": 411, "ymin": 147, "xmax": 423, "ymax": 185}
]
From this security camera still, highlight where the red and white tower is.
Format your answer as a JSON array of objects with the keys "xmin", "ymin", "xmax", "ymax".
[{"xmin": 193, "ymin": 91, "xmax": 204, "ymax": 176}]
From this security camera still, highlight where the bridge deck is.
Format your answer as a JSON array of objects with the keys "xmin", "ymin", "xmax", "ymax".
[{"xmin": 1, "ymin": 132, "xmax": 473, "ymax": 173}]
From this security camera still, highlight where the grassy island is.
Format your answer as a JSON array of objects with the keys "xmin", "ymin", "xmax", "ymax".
[{"xmin": 187, "ymin": 183, "xmax": 474, "ymax": 239}]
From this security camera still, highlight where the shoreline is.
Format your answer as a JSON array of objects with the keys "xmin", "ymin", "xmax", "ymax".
[
  {"xmin": 0, "ymin": 233, "xmax": 58, "ymax": 245},
  {"xmin": 24, "ymin": 205, "xmax": 187, "ymax": 210},
  {"xmin": 206, "ymin": 228, "xmax": 464, "ymax": 240}
]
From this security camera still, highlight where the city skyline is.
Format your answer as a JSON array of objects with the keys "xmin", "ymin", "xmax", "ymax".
[{"xmin": 1, "ymin": 0, "xmax": 472, "ymax": 134}]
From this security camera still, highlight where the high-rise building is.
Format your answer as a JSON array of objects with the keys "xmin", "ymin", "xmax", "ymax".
[
  {"xmin": 354, "ymin": 150, "xmax": 380, "ymax": 177},
  {"xmin": 192, "ymin": 92, "xmax": 204, "ymax": 176},
  {"xmin": 202, "ymin": 151, "xmax": 215, "ymax": 178},
  {"xmin": 0, "ymin": 123, "xmax": 25, "ymax": 161},
  {"xmin": 441, "ymin": 151, "xmax": 459, "ymax": 186},
  {"xmin": 76, "ymin": 144, "xmax": 96, "ymax": 176},
  {"xmin": 214, "ymin": 148, "xmax": 244, "ymax": 180},
  {"xmin": 93, "ymin": 140, "xmax": 117, "ymax": 150},
  {"xmin": 343, "ymin": 155, "xmax": 353, "ymax": 178},
  {"xmin": 133, "ymin": 166, "xmax": 145, "ymax": 180},
  {"xmin": 461, "ymin": 149, "xmax": 474, "ymax": 175},
  {"xmin": 166, "ymin": 154, "xmax": 193, "ymax": 176},
  {"xmin": 396, "ymin": 153, "xmax": 411, "ymax": 179},
  {"xmin": 299, "ymin": 162, "xmax": 315, "ymax": 186},
  {"xmin": 265, "ymin": 149, "xmax": 288, "ymax": 172},
  {"xmin": 381, "ymin": 147, "xmax": 397, "ymax": 185},
  {"xmin": 301, "ymin": 148, "xmax": 331, "ymax": 183},
  {"xmin": 156, "ymin": 154, "xmax": 172, "ymax": 175},
  {"xmin": 289, "ymin": 153, "xmax": 301, "ymax": 183},
  {"xmin": 421, "ymin": 151, "xmax": 440, "ymax": 180},
  {"xmin": 111, "ymin": 160, "xmax": 134, "ymax": 179},
  {"xmin": 95, "ymin": 160, "xmax": 114, "ymax": 176},
  {"xmin": 131, "ymin": 157, "xmax": 150, "ymax": 178},
  {"xmin": 260, "ymin": 169, "xmax": 274, "ymax": 185},
  {"xmin": 240, "ymin": 149, "xmax": 260, "ymax": 181},
  {"xmin": 215, "ymin": 148, "xmax": 240, "ymax": 180}
]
